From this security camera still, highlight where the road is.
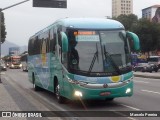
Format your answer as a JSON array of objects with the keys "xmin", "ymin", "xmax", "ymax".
[{"xmin": 1, "ymin": 69, "xmax": 160, "ymax": 120}]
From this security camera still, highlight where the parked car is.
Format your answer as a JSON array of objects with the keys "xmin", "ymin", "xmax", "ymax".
[
  {"xmin": 150, "ymin": 63, "xmax": 158, "ymax": 72},
  {"xmin": 0, "ymin": 60, "xmax": 7, "ymax": 71},
  {"xmin": 133, "ymin": 63, "xmax": 158, "ymax": 73},
  {"xmin": 147, "ymin": 56, "xmax": 160, "ymax": 70}
]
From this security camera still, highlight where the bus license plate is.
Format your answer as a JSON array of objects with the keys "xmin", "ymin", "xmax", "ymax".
[{"xmin": 100, "ymin": 92, "xmax": 111, "ymax": 96}]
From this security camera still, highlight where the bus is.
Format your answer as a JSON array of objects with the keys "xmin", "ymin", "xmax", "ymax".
[
  {"xmin": 20, "ymin": 52, "xmax": 28, "ymax": 71},
  {"xmin": 28, "ymin": 18, "xmax": 140, "ymax": 103},
  {"xmin": 8, "ymin": 55, "xmax": 22, "ymax": 69}
]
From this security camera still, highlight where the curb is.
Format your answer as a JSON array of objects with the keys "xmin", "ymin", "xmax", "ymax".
[{"xmin": 134, "ymin": 74, "xmax": 160, "ymax": 79}]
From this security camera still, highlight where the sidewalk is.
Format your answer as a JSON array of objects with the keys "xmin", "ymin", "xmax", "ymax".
[{"xmin": 133, "ymin": 71, "xmax": 160, "ymax": 79}]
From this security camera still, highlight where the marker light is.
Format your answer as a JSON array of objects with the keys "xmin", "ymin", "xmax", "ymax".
[
  {"xmin": 74, "ymin": 91, "xmax": 83, "ymax": 97},
  {"xmin": 126, "ymin": 88, "xmax": 131, "ymax": 94}
]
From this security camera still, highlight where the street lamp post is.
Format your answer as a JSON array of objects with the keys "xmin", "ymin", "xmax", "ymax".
[{"xmin": 0, "ymin": 0, "xmax": 30, "ymax": 83}]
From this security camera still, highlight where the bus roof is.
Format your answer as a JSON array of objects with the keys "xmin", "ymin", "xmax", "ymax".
[
  {"xmin": 56, "ymin": 18, "xmax": 124, "ymax": 29},
  {"xmin": 31, "ymin": 18, "xmax": 125, "ymax": 38}
]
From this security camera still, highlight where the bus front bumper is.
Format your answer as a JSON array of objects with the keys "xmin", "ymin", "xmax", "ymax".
[{"xmin": 69, "ymin": 81, "xmax": 133, "ymax": 100}]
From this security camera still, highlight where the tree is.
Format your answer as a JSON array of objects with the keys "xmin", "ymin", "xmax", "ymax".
[
  {"xmin": 1, "ymin": 11, "xmax": 7, "ymax": 43},
  {"xmin": 132, "ymin": 18, "xmax": 160, "ymax": 54},
  {"xmin": 113, "ymin": 14, "xmax": 160, "ymax": 54},
  {"xmin": 113, "ymin": 14, "xmax": 138, "ymax": 30},
  {"xmin": 152, "ymin": 23, "xmax": 160, "ymax": 51}
]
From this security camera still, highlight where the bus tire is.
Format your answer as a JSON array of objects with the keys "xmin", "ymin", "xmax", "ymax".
[
  {"xmin": 106, "ymin": 98, "xmax": 114, "ymax": 101},
  {"xmin": 32, "ymin": 74, "xmax": 41, "ymax": 91},
  {"xmin": 55, "ymin": 83, "xmax": 66, "ymax": 104},
  {"xmin": 154, "ymin": 69, "xmax": 158, "ymax": 72},
  {"xmin": 22, "ymin": 66, "xmax": 25, "ymax": 72}
]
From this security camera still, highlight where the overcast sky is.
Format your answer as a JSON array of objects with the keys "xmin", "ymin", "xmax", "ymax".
[{"xmin": 0, "ymin": 0, "xmax": 160, "ymax": 46}]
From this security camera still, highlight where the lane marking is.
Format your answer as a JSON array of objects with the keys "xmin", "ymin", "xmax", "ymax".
[
  {"xmin": 127, "ymin": 117, "xmax": 138, "ymax": 120},
  {"xmin": 141, "ymin": 89, "xmax": 160, "ymax": 95},
  {"xmin": 0, "ymin": 72, "xmax": 5, "ymax": 75},
  {"xmin": 134, "ymin": 80, "xmax": 149, "ymax": 84},
  {"xmin": 119, "ymin": 104, "xmax": 141, "ymax": 111}
]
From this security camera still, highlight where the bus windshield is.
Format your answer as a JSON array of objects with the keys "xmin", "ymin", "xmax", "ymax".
[{"xmin": 68, "ymin": 29, "xmax": 131, "ymax": 76}]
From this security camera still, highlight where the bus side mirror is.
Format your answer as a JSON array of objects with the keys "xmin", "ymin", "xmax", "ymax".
[
  {"xmin": 61, "ymin": 32, "xmax": 68, "ymax": 52},
  {"xmin": 126, "ymin": 31, "xmax": 140, "ymax": 51}
]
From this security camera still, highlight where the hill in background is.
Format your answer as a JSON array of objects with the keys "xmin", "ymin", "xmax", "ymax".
[{"xmin": 1, "ymin": 41, "xmax": 27, "ymax": 56}]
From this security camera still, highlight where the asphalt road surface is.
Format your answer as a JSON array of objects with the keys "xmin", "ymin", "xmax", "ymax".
[{"xmin": 1, "ymin": 69, "xmax": 160, "ymax": 120}]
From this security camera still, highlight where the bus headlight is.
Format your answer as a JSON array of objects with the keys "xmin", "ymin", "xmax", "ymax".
[
  {"xmin": 74, "ymin": 91, "xmax": 83, "ymax": 97},
  {"xmin": 126, "ymin": 88, "xmax": 131, "ymax": 94},
  {"xmin": 11, "ymin": 64, "xmax": 14, "ymax": 67},
  {"xmin": 19, "ymin": 64, "xmax": 22, "ymax": 67}
]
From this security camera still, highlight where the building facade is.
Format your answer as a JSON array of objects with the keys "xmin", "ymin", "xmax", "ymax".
[
  {"xmin": 142, "ymin": 5, "xmax": 160, "ymax": 23},
  {"xmin": 9, "ymin": 47, "xmax": 20, "ymax": 56},
  {"xmin": 112, "ymin": 0, "xmax": 133, "ymax": 17}
]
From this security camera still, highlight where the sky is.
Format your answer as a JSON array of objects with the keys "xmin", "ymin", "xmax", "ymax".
[{"xmin": 0, "ymin": 0, "xmax": 160, "ymax": 46}]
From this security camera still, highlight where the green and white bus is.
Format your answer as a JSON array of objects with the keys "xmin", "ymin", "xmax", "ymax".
[{"xmin": 28, "ymin": 18, "xmax": 140, "ymax": 103}]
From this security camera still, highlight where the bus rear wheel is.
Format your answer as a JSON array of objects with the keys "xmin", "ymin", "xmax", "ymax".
[{"xmin": 55, "ymin": 84, "xmax": 66, "ymax": 104}]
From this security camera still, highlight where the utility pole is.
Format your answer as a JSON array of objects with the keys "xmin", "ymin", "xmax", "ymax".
[
  {"xmin": 0, "ymin": 0, "xmax": 30, "ymax": 83},
  {"xmin": 0, "ymin": 9, "xmax": 2, "ymax": 83}
]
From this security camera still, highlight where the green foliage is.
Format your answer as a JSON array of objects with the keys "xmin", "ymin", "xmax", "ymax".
[
  {"xmin": 132, "ymin": 18, "xmax": 160, "ymax": 53},
  {"xmin": 1, "ymin": 11, "xmax": 7, "ymax": 43},
  {"xmin": 113, "ymin": 14, "xmax": 138, "ymax": 30}
]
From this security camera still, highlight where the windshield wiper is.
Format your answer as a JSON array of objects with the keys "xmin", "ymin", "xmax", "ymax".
[
  {"xmin": 88, "ymin": 43, "xmax": 99, "ymax": 72},
  {"xmin": 103, "ymin": 45, "xmax": 121, "ymax": 74}
]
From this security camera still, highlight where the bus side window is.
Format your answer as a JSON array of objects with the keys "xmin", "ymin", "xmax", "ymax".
[
  {"xmin": 50, "ymin": 28, "xmax": 56, "ymax": 54},
  {"xmin": 28, "ymin": 40, "xmax": 32, "ymax": 55},
  {"xmin": 34, "ymin": 36, "xmax": 40, "ymax": 55},
  {"xmin": 58, "ymin": 28, "xmax": 62, "ymax": 47},
  {"xmin": 28, "ymin": 37, "xmax": 36, "ymax": 55},
  {"xmin": 57, "ymin": 26, "xmax": 62, "ymax": 60},
  {"xmin": 46, "ymin": 31, "xmax": 50, "ymax": 53}
]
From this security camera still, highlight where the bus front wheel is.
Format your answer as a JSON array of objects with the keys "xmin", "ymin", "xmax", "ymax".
[
  {"xmin": 55, "ymin": 84, "xmax": 66, "ymax": 104},
  {"xmin": 106, "ymin": 98, "xmax": 114, "ymax": 101},
  {"xmin": 33, "ymin": 75, "xmax": 41, "ymax": 91},
  {"xmin": 33, "ymin": 82, "xmax": 40, "ymax": 91}
]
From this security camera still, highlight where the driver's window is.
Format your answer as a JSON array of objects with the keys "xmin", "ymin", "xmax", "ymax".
[{"xmin": 57, "ymin": 26, "xmax": 62, "ymax": 62}]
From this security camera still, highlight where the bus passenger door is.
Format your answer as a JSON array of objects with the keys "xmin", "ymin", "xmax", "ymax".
[{"xmin": 54, "ymin": 27, "xmax": 64, "ymax": 95}]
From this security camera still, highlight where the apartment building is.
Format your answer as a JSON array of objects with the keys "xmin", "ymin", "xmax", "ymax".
[
  {"xmin": 112, "ymin": 0, "xmax": 133, "ymax": 17},
  {"xmin": 142, "ymin": 5, "xmax": 160, "ymax": 23}
]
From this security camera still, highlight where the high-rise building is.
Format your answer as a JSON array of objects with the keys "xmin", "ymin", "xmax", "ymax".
[
  {"xmin": 142, "ymin": 5, "xmax": 160, "ymax": 23},
  {"xmin": 112, "ymin": 0, "xmax": 133, "ymax": 17}
]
